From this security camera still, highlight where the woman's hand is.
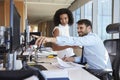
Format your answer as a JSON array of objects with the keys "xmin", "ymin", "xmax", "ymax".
[{"xmin": 69, "ymin": 46, "xmax": 79, "ymax": 49}]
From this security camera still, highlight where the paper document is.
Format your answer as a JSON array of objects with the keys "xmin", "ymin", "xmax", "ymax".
[
  {"xmin": 37, "ymin": 51, "xmax": 57, "ymax": 56},
  {"xmin": 24, "ymin": 75, "xmax": 39, "ymax": 80},
  {"xmin": 42, "ymin": 70, "xmax": 68, "ymax": 78},
  {"xmin": 23, "ymin": 51, "xmax": 30, "ymax": 55},
  {"xmin": 56, "ymin": 57, "xmax": 75, "ymax": 68}
]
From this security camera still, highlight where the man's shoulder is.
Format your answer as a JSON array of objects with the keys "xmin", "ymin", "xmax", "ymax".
[
  {"xmin": 88, "ymin": 32, "xmax": 101, "ymax": 40},
  {"xmin": 88, "ymin": 32, "xmax": 98, "ymax": 36}
]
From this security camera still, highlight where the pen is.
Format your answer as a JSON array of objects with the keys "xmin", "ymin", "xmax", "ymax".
[
  {"xmin": 62, "ymin": 55, "xmax": 66, "ymax": 60},
  {"xmin": 39, "ymin": 45, "xmax": 42, "ymax": 53},
  {"xmin": 64, "ymin": 55, "xmax": 66, "ymax": 57}
]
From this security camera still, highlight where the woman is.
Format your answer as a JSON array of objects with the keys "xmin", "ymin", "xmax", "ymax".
[{"xmin": 52, "ymin": 8, "xmax": 75, "ymax": 58}]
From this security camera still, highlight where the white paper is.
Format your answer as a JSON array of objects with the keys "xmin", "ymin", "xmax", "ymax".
[
  {"xmin": 56, "ymin": 57, "xmax": 74, "ymax": 68},
  {"xmin": 33, "ymin": 51, "xmax": 57, "ymax": 57},
  {"xmin": 24, "ymin": 75, "xmax": 39, "ymax": 80},
  {"xmin": 42, "ymin": 70, "xmax": 68, "ymax": 78},
  {"xmin": 23, "ymin": 51, "xmax": 30, "ymax": 55}
]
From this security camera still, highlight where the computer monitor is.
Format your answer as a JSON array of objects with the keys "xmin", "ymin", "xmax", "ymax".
[
  {"xmin": 30, "ymin": 32, "xmax": 41, "ymax": 36},
  {"xmin": 29, "ymin": 32, "xmax": 41, "ymax": 45},
  {"xmin": 10, "ymin": 1, "xmax": 21, "ymax": 52}
]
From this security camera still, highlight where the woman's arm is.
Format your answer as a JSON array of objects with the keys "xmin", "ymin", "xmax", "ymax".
[{"xmin": 52, "ymin": 43, "xmax": 75, "ymax": 51}]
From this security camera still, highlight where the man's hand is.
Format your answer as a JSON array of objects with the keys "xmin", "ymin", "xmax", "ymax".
[
  {"xmin": 34, "ymin": 36, "xmax": 56, "ymax": 47},
  {"xmin": 35, "ymin": 36, "xmax": 49, "ymax": 46},
  {"xmin": 32, "ymin": 35, "xmax": 39, "ymax": 38},
  {"xmin": 62, "ymin": 56, "xmax": 75, "ymax": 62}
]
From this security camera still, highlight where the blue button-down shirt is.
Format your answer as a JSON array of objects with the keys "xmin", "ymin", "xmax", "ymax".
[{"xmin": 56, "ymin": 32, "xmax": 112, "ymax": 69}]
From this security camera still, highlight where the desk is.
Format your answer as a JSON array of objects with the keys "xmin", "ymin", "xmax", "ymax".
[{"xmin": 28, "ymin": 57, "xmax": 100, "ymax": 80}]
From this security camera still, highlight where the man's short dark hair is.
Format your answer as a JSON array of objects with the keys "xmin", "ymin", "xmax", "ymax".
[
  {"xmin": 77, "ymin": 19, "xmax": 92, "ymax": 29},
  {"xmin": 53, "ymin": 8, "xmax": 74, "ymax": 26}
]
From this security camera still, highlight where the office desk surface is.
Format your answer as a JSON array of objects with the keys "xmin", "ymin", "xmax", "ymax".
[{"xmin": 28, "ymin": 57, "xmax": 100, "ymax": 80}]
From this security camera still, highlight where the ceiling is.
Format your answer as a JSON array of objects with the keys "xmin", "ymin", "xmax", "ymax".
[{"xmin": 25, "ymin": 0, "xmax": 75, "ymax": 24}]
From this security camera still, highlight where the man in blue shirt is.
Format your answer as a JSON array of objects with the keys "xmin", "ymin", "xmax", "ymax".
[{"xmin": 61, "ymin": 19, "xmax": 112, "ymax": 70}]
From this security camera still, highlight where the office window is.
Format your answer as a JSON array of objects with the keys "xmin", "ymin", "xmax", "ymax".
[
  {"xmin": 85, "ymin": 1, "xmax": 93, "ymax": 21},
  {"xmin": 70, "ymin": 8, "xmax": 80, "ymax": 36},
  {"xmin": 74, "ymin": 8, "xmax": 81, "ymax": 36},
  {"xmin": 97, "ymin": 0, "xmax": 112, "ymax": 40},
  {"xmin": 112, "ymin": 0, "xmax": 120, "ymax": 39}
]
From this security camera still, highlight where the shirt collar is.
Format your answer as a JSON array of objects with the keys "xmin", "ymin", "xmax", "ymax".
[{"xmin": 89, "ymin": 32, "xmax": 92, "ymax": 34}]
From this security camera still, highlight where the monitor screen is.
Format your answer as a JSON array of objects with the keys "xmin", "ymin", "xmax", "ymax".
[
  {"xmin": 12, "ymin": 5, "xmax": 20, "ymax": 50},
  {"xmin": 29, "ymin": 32, "xmax": 41, "ymax": 45},
  {"xmin": 30, "ymin": 32, "xmax": 41, "ymax": 36},
  {"xmin": 10, "ymin": 4, "xmax": 21, "ymax": 51}
]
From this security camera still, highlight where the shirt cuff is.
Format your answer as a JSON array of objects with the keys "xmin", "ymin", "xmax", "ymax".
[
  {"xmin": 74, "ymin": 57, "xmax": 81, "ymax": 63},
  {"xmin": 56, "ymin": 37, "xmax": 66, "ymax": 46}
]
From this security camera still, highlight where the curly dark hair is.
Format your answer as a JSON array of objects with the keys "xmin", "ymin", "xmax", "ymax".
[{"xmin": 53, "ymin": 8, "xmax": 74, "ymax": 26}]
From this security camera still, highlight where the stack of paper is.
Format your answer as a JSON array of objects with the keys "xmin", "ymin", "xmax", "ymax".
[
  {"xmin": 37, "ymin": 51, "xmax": 57, "ymax": 56},
  {"xmin": 42, "ymin": 70, "xmax": 69, "ymax": 80},
  {"xmin": 56, "ymin": 57, "xmax": 74, "ymax": 68}
]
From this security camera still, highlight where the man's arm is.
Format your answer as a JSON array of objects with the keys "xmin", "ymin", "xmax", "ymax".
[{"xmin": 35, "ymin": 34, "xmax": 95, "ymax": 47}]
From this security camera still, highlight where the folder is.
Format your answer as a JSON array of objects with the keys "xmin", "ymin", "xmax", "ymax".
[{"xmin": 42, "ymin": 70, "xmax": 69, "ymax": 80}]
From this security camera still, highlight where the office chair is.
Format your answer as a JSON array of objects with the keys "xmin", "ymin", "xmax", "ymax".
[
  {"xmin": 103, "ymin": 23, "xmax": 120, "ymax": 80},
  {"xmin": 104, "ymin": 39, "xmax": 120, "ymax": 80}
]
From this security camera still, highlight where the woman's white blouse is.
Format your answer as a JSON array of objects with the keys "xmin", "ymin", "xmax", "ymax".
[{"xmin": 52, "ymin": 24, "xmax": 75, "ymax": 58}]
